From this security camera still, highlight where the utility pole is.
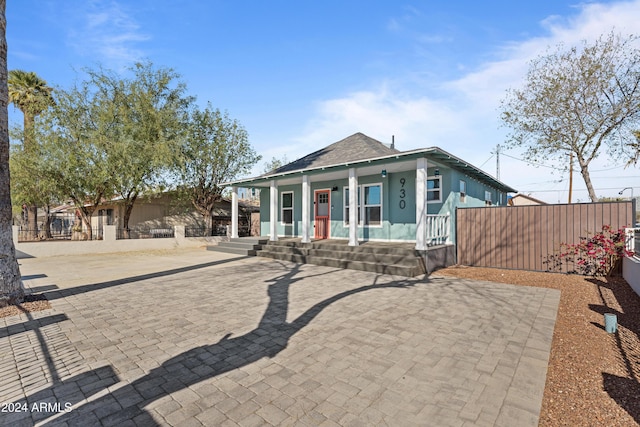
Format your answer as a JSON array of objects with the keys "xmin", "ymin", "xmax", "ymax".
[
  {"xmin": 495, "ymin": 144, "xmax": 500, "ymax": 181},
  {"xmin": 568, "ymin": 152, "xmax": 573, "ymax": 204}
]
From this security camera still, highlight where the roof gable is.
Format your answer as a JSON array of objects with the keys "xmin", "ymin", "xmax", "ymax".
[
  {"xmin": 266, "ymin": 132, "xmax": 399, "ymax": 175},
  {"xmin": 226, "ymin": 133, "xmax": 516, "ymax": 194}
]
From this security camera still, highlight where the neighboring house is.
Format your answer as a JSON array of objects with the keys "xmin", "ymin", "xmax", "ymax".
[
  {"xmin": 96, "ymin": 192, "xmax": 259, "ymax": 232},
  {"xmin": 508, "ymin": 194, "xmax": 547, "ymax": 206},
  {"xmin": 51, "ymin": 193, "xmax": 258, "ymax": 236},
  {"xmin": 223, "ymin": 132, "xmax": 516, "ymax": 249}
]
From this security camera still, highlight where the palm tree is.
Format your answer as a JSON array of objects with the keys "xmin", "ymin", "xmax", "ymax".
[
  {"xmin": 0, "ymin": 0, "xmax": 25, "ymax": 306},
  {"xmin": 8, "ymin": 70, "xmax": 53, "ymax": 141},
  {"xmin": 8, "ymin": 69, "xmax": 53, "ymax": 238}
]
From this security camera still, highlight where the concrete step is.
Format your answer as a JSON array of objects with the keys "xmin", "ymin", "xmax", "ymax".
[
  {"xmin": 257, "ymin": 250, "xmax": 423, "ymax": 277},
  {"xmin": 257, "ymin": 239, "xmax": 426, "ymax": 277},
  {"xmin": 230, "ymin": 237, "xmax": 269, "ymax": 245},
  {"xmin": 216, "ymin": 241, "xmax": 264, "ymax": 251},
  {"xmin": 207, "ymin": 245, "xmax": 257, "ymax": 256},
  {"xmin": 264, "ymin": 240, "xmax": 417, "ymax": 256},
  {"xmin": 207, "ymin": 237, "xmax": 269, "ymax": 256},
  {"xmin": 259, "ymin": 245, "xmax": 420, "ymax": 266}
]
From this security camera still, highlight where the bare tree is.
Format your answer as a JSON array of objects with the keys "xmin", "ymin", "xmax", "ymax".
[{"xmin": 501, "ymin": 32, "xmax": 640, "ymax": 202}]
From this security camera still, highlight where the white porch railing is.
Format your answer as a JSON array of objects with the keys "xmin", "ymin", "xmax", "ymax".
[
  {"xmin": 625, "ymin": 227, "xmax": 640, "ymax": 258},
  {"xmin": 425, "ymin": 214, "xmax": 450, "ymax": 246}
]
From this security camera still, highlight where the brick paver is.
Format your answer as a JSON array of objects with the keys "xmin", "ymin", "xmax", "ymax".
[{"xmin": 0, "ymin": 248, "xmax": 560, "ymax": 426}]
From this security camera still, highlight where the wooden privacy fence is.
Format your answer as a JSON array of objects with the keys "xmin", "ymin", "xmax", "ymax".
[{"xmin": 456, "ymin": 201, "xmax": 635, "ymax": 272}]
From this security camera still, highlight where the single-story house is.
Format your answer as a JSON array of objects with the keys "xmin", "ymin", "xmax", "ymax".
[
  {"xmin": 95, "ymin": 192, "xmax": 260, "ymax": 236},
  {"xmin": 48, "ymin": 192, "xmax": 259, "ymax": 238},
  {"xmin": 224, "ymin": 133, "xmax": 516, "ymax": 249},
  {"xmin": 508, "ymin": 193, "xmax": 547, "ymax": 206}
]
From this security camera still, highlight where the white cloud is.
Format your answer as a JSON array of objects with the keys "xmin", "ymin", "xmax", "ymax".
[
  {"xmin": 288, "ymin": 0, "xmax": 640, "ymax": 203},
  {"xmin": 295, "ymin": 86, "xmax": 460, "ymax": 150},
  {"xmin": 66, "ymin": 1, "xmax": 150, "ymax": 67}
]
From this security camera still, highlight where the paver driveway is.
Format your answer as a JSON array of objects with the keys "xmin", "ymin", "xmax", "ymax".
[{"xmin": 0, "ymin": 248, "xmax": 560, "ymax": 426}]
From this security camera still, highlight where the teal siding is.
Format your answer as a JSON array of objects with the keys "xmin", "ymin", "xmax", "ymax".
[
  {"xmin": 386, "ymin": 171, "xmax": 416, "ymax": 241},
  {"xmin": 259, "ymin": 184, "xmax": 302, "ymax": 237},
  {"xmin": 258, "ymin": 162, "xmax": 507, "ymax": 242}
]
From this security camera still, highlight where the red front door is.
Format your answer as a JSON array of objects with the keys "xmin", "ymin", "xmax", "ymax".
[{"xmin": 314, "ymin": 190, "xmax": 330, "ymax": 239}]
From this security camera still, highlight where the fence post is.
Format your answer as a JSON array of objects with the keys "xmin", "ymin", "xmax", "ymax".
[
  {"xmin": 103, "ymin": 225, "xmax": 117, "ymax": 242},
  {"xmin": 174, "ymin": 225, "xmax": 185, "ymax": 244}
]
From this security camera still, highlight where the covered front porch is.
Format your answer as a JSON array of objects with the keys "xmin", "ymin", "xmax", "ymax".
[{"xmin": 227, "ymin": 155, "xmax": 452, "ymax": 250}]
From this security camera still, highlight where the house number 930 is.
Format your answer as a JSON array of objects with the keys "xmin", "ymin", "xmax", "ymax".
[{"xmin": 399, "ymin": 178, "xmax": 406, "ymax": 209}]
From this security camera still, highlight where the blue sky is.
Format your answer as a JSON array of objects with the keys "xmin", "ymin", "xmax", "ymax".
[{"xmin": 7, "ymin": 0, "xmax": 640, "ymax": 203}]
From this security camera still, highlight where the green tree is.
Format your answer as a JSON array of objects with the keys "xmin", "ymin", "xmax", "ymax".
[
  {"xmin": 501, "ymin": 32, "xmax": 640, "ymax": 202},
  {"xmin": 262, "ymin": 155, "xmax": 288, "ymax": 174},
  {"xmin": 177, "ymin": 104, "xmax": 261, "ymax": 229},
  {"xmin": 9, "ymin": 136, "xmax": 61, "ymax": 239},
  {"xmin": 36, "ymin": 80, "xmax": 115, "ymax": 240},
  {"xmin": 8, "ymin": 69, "xmax": 54, "ymax": 236},
  {"xmin": 0, "ymin": 0, "xmax": 25, "ymax": 306},
  {"xmin": 86, "ymin": 62, "xmax": 193, "ymax": 236}
]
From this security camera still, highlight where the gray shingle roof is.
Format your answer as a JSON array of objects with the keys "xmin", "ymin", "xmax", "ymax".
[{"xmin": 265, "ymin": 132, "xmax": 399, "ymax": 175}]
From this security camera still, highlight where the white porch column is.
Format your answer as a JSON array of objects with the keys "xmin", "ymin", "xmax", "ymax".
[
  {"xmin": 269, "ymin": 180, "xmax": 279, "ymax": 241},
  {"xmin": 415, "ymin": 158, "xmax": 427, "ymax": 250},
  {"xmin": 348, "ymin": 168, "xmax": 359, "ymax": 246},
  {"xmin": 231, "ymin": 186, "xmax": 239, "ymax": 239},
  {"xmin": 301, "ymin": 175, "xmax": 311, "ymax": 243}
]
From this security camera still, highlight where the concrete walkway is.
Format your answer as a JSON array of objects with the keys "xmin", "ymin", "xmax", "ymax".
[{"xmin": 0, "ymin": 248, "xmax": 560, "ymax": 426}]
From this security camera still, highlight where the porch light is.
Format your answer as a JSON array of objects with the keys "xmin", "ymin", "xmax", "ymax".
[
  {"xmin": 381, "ymin": 169, "xmax": 387, "ymax": 178},
  {"xmin": 435, "ymin": 169, "xmax": 440, "ymax": 176}
]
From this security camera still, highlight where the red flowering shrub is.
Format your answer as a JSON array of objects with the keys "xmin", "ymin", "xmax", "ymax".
[{"xmin": 543, "ymin": 225, "xmax": 634, "ymax": 276}]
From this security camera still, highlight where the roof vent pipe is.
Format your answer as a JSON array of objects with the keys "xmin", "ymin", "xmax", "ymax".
[{"xmin": 391, "ymin": 135, "xmax": 395, "ymax": 150}]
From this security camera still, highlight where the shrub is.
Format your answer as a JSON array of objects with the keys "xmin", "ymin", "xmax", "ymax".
[{"xmin": 543, "ymin": 225, "xmax": 634, "ymax": 277}]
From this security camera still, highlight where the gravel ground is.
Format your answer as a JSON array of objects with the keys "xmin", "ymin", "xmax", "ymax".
[
  {"xmin": 438, "ymin": 266, "xmax": 640, "ymax": 427},
  {"xmin": 2, "ymin": 265, "xmax": 639, "ymax": 426},
  {"xmin": 0, "ymin": 293, "xmax": 50, "ymax": 318}
]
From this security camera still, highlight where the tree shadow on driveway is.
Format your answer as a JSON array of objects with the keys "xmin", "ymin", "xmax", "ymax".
[
  {"xmin": 29, "ymin": 263, "xmax": 420, "ymax": 426},
  {"xmin": 42, "ymin": 256, "xmax": 249, "ymax": 302}
]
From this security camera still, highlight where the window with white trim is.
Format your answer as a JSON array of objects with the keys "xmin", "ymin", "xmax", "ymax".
[
  {"xmin": 281, "ymin": 191, "xmax": 293, "ymax": 224},
  {"xmin": 485, "ymin": 190, "xmax": 493, "ymax": 206},
  {"xmin": 363, "ymin": 184, "xmax": 382, "ymax": 225},
  {"xmin": 459, "ymin": 180, "xmax": 466, "ymax": 202},
  {"xmin": 344, "ymin": 183, "xmax": 383, "ymax": 226},
  {"xmin": 427, "ymin": 176, "xmax": 442, "ymax": 203},
  {"xmin": 344, "ymin": 187, "xmax": 360, "ymax": 226}
]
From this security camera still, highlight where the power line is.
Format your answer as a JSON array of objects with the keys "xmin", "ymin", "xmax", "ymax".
[
  {"xmin": 501, "ymin": 152, "xmax": 634, "ymax": 173},
  {"xmin": 496, "ymin": 144, "xmax": 501, "ymax": 181},
  {"xmin": 500, "ymin": 152, "xmax": 558, "ymax": 169},
  {"xmin": 591, "ymin": 175, "xmax": 640, "ymax": 179},
  {"xmin": 479, "ymin": 154, "xmax": 494, "ymax": 168},
  {"xmin": 525, "ymin": 186, "xmax": 637, "ymax": 194}
]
